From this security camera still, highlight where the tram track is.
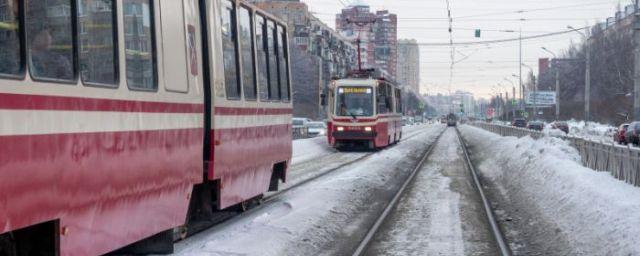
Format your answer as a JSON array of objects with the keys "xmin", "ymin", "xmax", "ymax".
[
  {"xmin": 173, "ymin": 125, "xmax": 440, "ymax": 247},
  {"xmin": 352, "ymin": 127, "xmax": 512, "ymax": 256}
]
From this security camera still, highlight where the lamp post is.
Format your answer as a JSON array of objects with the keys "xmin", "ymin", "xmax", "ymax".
[
  {"xmin": 542, "ymin": 47, "xmax": 560, "ymax": 121},
  {"xmin": 568, "ymin": 25, "xmax": 591, "ymax": 122},
  {"xmin": 522, "ymin": 63, "xmax": 536, "ymax": 119}
]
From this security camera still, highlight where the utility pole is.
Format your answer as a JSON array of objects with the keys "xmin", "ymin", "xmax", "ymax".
[
  {"xmin": 585, "ymin": 27, "xmax": 591, "ymax": 122},
  {"xmin": 512, "ymin": 86, "xmax": 516, "ymax": 119},
  {"xmin": 555, "ymin": 67, "xmax": 560, "ymax": 120},
  {"xmin": 519, "ymin": 29, "xmax": 523, "ymax": 114},
  {"xmin": 634, "ymin": 0, "xmax": 640, "ymax": 120}
]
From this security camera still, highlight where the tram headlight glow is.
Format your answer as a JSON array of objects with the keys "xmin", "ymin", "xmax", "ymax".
[
  {"xmin": 337, "ymin": 126, "xmax": 345, "ymax": 132},
  {"xmin": 364, "ymin": 126, "xmax": 373, "ymax": 132}
]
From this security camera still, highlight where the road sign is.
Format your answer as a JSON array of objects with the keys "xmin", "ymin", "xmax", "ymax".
[{"xmin": 525, "ymin": 91, "xmax": 556, "ymax": 105}]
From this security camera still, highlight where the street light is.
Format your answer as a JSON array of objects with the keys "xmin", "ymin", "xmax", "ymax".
[
  {"xmin": 521, "ymin": 63, "xmax": 538, "ymax": 119},
  {"xmin": 542, "ymin": 47, "xmax": 561, "ymax": 121},
  {"xmin": 504, "ymin": 78, "xmax": 517, "ymax": 119},
  {"xmin": 568, "ymin": 25, "xmax": 592, "ymax": 122}
]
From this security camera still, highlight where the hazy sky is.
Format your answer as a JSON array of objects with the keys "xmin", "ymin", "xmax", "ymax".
[{"xmin": 302, "ymin": 0, "xmax": 632, "ymax": 99}]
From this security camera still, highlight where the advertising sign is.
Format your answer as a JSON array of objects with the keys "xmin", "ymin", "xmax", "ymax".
[{"xmin": 525, "ymin": 91, "xmax": 556, "ymax": 105}]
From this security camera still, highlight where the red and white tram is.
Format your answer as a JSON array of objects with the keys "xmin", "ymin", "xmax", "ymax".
[
  {"xmin": 0, "ymin": 0, "xmax": 292, "ymax": 255},
  {"xmin": 327, "ymin": 75, "xmax": 403, "ymax": 150}
]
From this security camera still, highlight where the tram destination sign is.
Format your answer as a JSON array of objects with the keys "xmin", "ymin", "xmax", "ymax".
[{"xmin": 339, "ymin": 87, "xmax": 372, "ymax": 94}]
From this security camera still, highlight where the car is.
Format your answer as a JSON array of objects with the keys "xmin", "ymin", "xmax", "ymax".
[
  {"xmin": 306, "ymin": 122, "xmax": 327, "ymax": 137},
  {"xmin": 614, "ymin": 124, "xmax": 630, "ymax": 145},
  {"xmin": 512, "ymin": 118, "xmax": 527, "ymax": 128},
  {"xmin": 624, "ymin": 122, "xmax": 640, "ymax": 145},
  {"xmin": 551, "ymin": 121, "xmax": 570, "ymax": 134},
  {"xmin": 293, "ymin": 117, "xmax": 312, "ymax": 128},
  {"xmin": 527, "ymin": 121, "xmax": 544, "ymax": 131}
]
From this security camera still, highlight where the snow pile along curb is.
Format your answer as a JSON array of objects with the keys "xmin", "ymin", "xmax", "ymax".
[{"xmin": 460, "ymin": 125, "xmax": 640, "ymax": 255}]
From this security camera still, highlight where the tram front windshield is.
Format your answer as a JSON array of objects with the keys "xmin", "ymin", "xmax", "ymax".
[{"xmin": 336, "ymin": 86, "xmax": 374, "ymax": 117}]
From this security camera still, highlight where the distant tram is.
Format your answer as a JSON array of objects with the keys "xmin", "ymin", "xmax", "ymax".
[
  {"xmin": 0, "ymin": 0, "xmax": 292, "ymax": 255},
  {"xmin": 327, "ymin": 75, "xmax": 403, "ymax": 149}
]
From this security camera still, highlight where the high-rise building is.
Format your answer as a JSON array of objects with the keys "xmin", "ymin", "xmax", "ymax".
[
  {"xmin": 336, "ymin": 2, "xmax": 397, "ymax": 80},
  {"xmin": 397, "ymin": 39, "xmax": 420, "ymax": 94}
]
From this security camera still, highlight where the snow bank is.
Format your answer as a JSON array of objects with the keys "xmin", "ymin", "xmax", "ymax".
[
  {"xmin": 460, "ymin": 125, "xmax": 640, "ymax": 255},
  {"xmin": 566, "ymin": 120, "xmax": 616, "ymax": 142}
]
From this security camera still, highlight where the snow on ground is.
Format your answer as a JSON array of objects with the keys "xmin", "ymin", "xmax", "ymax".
[
  {"xmin": 292, "ymin": 136, "xmax": 333, "ymax": 165},
  {"xmin": 460, "ymin": 125, "xmax": 640, "ymax": 255},
  {"xmin": 173, "ymin": 125, "xmax": 444, "ymax": 256},
  {"xmin": 565, "ymin": 119, "xmax": 617, "ymax": 142}
]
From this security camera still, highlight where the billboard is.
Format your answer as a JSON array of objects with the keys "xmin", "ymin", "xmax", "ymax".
[{"xmin": 525, "ymin": 91, "xmax": 556, "ymax": 105}]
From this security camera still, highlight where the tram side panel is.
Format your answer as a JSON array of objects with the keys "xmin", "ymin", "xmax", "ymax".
[
  {"xmin": 0, "ymin": 0, "xmax": 205, "ymax": 255},
  {"xmin": 204, "ymin": 0, "xmax": 292, "ymax": 209}
]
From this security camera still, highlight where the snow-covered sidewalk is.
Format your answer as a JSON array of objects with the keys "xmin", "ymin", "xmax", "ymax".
[
  {"xmin": 173, "ymin": 125, "xmax": 444, "ymax": 256},
  {"xmin": 460, "ymin": 125, "xmax": 640, "ymax": 255}
]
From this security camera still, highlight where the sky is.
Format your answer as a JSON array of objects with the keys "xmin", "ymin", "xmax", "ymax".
[{"xmin": 301, "ymin": 0, "xmax": 633, "ymax": 99}]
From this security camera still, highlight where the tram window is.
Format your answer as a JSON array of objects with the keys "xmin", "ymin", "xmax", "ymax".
[
  {"xmin": 377, "ymin": 84, "xmax": 390, "ymax": 114},
  {"xmin": 0, "ymin": 0, "xmax": 22, "ymax": 76},
  {"xmin": 267, "ymin": 20, "xmax": 279, "ymax": 101},
  {"xmin": 124, "ymin": 0, "xmax": 156, "ymax": 90},
  {"xmin": 78, "ymin": 0, "xmax": 117, "ymax": 86},
  {"xmin": 26, "ymin": 0, "xmax": 75, "ymax": 81},
  {"xmin": 277, "ymin": 25, "xmax": 290, "ymax": 102},
  {"xmin": 255, "ymin": 15, "xmax": 269, "ymax": 101},
  {"xmin": 238, "ymin": 7, "xmax": 256, "ymax": 100},
  {"xmin": 221, "ymin": 0, "xmax": 240, "ymax": 99}
]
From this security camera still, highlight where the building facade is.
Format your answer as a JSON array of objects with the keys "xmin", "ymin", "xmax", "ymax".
[
  {"xmin": 397, "ymin": 39, "xmax": 420, "ymax": 94},
  {"xmin": 336, "ymin": 2, "xmax": 397, "ymax": 80},
  {"xmin": 251, "ymin": 0, "xmax": 358, "ymax": 119}
]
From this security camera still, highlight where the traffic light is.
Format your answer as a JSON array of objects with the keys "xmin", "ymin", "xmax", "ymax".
[{"xmin": 475, "ymin": 29, "xmax": 481, "ymax": 38}]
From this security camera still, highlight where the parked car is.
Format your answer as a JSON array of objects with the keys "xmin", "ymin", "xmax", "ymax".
[
  {"xmin": 512, "ymin": 118, "xmax": 527, "ymax": 128},
  {"xmin": 551, "ymin": 121, "xmax": 570, "ymax": 134},
  {"xmin": 625, "ymin": 122, "xmax": 640, "ymax": 145},
  {"xmin": 292, "ymin": 117, "xmax": 311, "ymax": 128},
  {"xmin": 527, "ymin": 121, "xmax": 544, "ymax": 131},
  {"xmin": 614, "ymin": 124, "xmax": 630, "ymax": 145},
  {"xmin": 306, "ymin": 122, "xmax": 327, "ymax": 137}
]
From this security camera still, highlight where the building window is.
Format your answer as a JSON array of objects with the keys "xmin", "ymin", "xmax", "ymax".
[
  {"xmin": 256, "ymin": 14, "xmax": 269, "ymax": 101},
  {"xmin": 238, "ymin": 7, "xmax": 256, "ymax": 100},
  {"xmin": 27, "ymin": 0, "xmax": 75, "ymax": 81},
  {"xmin": 267, "ymin": 20, "xmax": 279, "ymax": 100},
  {"xmin": 221, "ymin": 0, "xmax": 240, "ymax": 99},
  {"xmin": 78, "ymin": 0, "xmax": 117, "ymax": 86},
  {"xmin": 124, "ymin": 0, "xmax": 156, "ymax": 90},
  {"xmin": 0, "ymin": 0, "xmax": 22, "ymax": 76}
]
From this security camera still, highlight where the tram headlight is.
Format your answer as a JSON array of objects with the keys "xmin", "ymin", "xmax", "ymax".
[
  {"xmin": 364, "ymin": 126, "xmax": 373, "ymax": 132},
  {"xmin": 337, "ymin": 126, "xmax": 345, "ymax": 132}
]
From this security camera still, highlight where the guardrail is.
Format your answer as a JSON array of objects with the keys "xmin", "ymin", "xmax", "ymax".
[
  {"xmin": 471, "ymin": 122, "xmax": 640, "ymax": 187},
  {"xmin": 292, "ymin": 126, "xmax": 309, "ymax": 140}
]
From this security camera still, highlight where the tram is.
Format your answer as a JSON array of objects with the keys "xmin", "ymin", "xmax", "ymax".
[
  {"xmin": 327, "ymin": 73, "xmax": 403, "ymax": 150},
  {"xmin": 0, "ymin": 0, "xmax": 292, "ymax": 255}
]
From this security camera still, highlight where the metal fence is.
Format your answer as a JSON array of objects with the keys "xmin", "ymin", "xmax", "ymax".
[
  {"xmin": 471, "ymin": 122, "xmax": 640, "ymax": 187},
  {"xmin": 292, "ymin": 126, "xmax": 309, "ymax": 140}
]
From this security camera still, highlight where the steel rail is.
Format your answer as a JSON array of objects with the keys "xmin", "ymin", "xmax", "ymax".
[
  {"xmin": 456, "ymin": 127, "xmax": 512, "ymax": 256},
  {"xmin": 352, "ymin": 128, "xmax": 447, "ymax": 256}
]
